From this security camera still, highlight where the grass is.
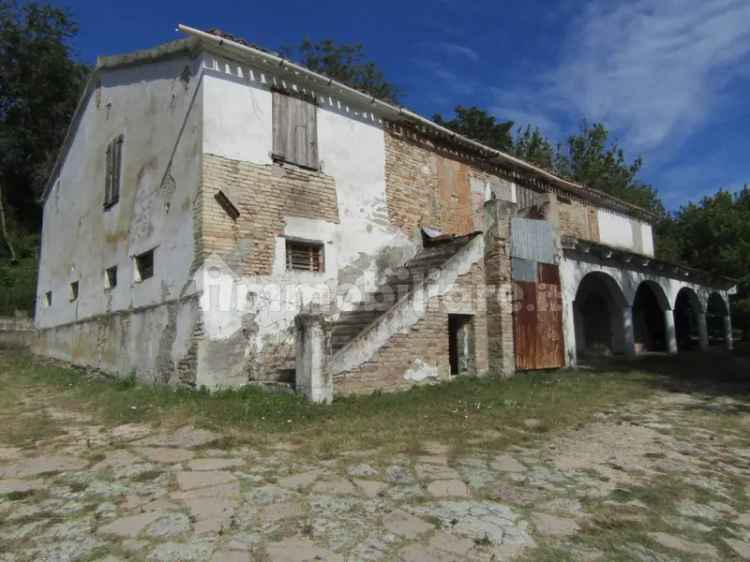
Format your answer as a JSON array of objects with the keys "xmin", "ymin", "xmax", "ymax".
[
  {"xmin": 0, "ymin": 351, "xmax": 660, "ymax": 456},
  {"xmin": 0, "ymin": 347, "xmax": 747, "ymax": 459}
]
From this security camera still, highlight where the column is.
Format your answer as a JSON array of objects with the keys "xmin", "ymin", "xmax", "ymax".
[
  {"xmin": 295, "ymin": 313, "xmax": 333, "ymax": 404},
  {"xmin": 724, "ymin": 314, "xmax": 734, "ymax": 351},
  {"xmin": 664, "ymin": 310, "xmax": 678, "ymax": 354},
  {"xmin": 697, "ymin": 313, "xmax": 709, "ymax": 351},
  {"xmin": 622, "ymin": 306, "xmax": 637, "ymax": 358}
]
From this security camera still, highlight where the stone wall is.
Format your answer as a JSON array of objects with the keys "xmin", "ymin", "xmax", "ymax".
[
  {"xmin": 0, "ymin": 316, "xmax": 34, "ymax": 348},
  {"xmin": 483, "ymin": 200, "xmax": 516, "ymax": 375},
  {"xmin": 201, "ymin": 153, "xmax": 340, "ymax": 276},
  {"xmin": 558, "ymin": 199, "xmax": 600, "ymax": 243},
  {"xmin": 334, "ymin": 262, "xmax": 488, "ymax": 395}
]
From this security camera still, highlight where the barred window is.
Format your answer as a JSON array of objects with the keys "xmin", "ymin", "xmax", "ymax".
[
  {"xmin": 104, "ymin": 134, "xmax": 123, "ymax": 209},
  {"xmin": 286, "ymin": 240, "xmax": 323, "ymax": 273}
]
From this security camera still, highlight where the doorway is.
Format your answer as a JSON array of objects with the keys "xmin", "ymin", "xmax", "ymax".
[{"xmin": 449, "ymin": 314, "xmax": 474, "ymax": 375}]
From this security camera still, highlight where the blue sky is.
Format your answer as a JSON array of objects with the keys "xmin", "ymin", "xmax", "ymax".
[{"xmin": 61, "ymin": 0, "xmax": 750, "ymax": 211}]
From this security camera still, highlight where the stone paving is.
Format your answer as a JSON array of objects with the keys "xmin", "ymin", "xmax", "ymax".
[{"xmin": 2, "ymin": 389, "xmax": 750, "ymax": 561}]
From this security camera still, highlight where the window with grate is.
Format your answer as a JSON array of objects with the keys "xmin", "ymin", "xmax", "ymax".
[
  {"xmin": 286, "ymin": 240, "xmax": 323, "ymax": 273},
  {"xmin": 104, "ymin": 134, "xmax": 123, "ymax": 209}
]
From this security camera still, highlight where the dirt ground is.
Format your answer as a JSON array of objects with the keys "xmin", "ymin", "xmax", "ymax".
[{"xmin": 2, "ymin": 351, "xmax": 750, "ymax": 561}]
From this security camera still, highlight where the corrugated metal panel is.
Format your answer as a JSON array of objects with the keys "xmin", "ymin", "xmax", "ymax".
[
  {"xmin": 511, "ymin": 257, "xmax": 537, "ymax": 282},
  {"xmin": 511, "ymin": 218, "xmax": 555, "ymax": 264}
]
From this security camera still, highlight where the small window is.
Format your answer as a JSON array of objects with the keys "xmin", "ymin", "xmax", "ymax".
[
  {"xmin": 105, "ymin": 266, "xmax": 118, "ymax": 289},
  {"xmin": 272, "ymin": 91, "xmax": 318, "ymax": 169},
  {"xmin": 104, "ymin": 134, "xmax": 123, "ymax": 209},
  {"xmin": 69, "ymin": 281, "xmax": 79, "ymax": 302},
  {"xmin": 134, "ymin": 249, "xmax": 154, "ymax": 282},
  {"xmin": 44, "ymin": 291, "xmax": 52, "ymax": 308},
  {"xmin": 286, "ymin": 240, "xmax": 323, "ymax": 273}
]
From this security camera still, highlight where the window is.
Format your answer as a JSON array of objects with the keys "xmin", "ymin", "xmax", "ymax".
[
  {"xmin": 105, "ymin": 266, "xmax": 118, "ymax": 289},
  {"xmin": 272, "ymin": 91, "xmax": 318, "ymax": 169},
  {"xmin": 44, "ymin": 291, "xmax": 52, "ymax": 308},
  {"xmin": 134, "ymin": 249, "xmax": 154, "ymax": 282},
  {"xmin": 104, "ymin": 134, "xmax": 123, "ymax": 208},
  {"xmin": 69, "ymin": 281, "xmax": 79, "ymax": 302},
  {"xmin": 286, "ymin": 240, "xmax": 323, "ymax": 273}
]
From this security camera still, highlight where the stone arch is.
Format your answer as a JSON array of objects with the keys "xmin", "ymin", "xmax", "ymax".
[
  {"xmin": 573, "ymin": 272, "xmax": 628, "ymax": 356},
  {"xmin": 674, "ymin": 287, "xmax": 703, "ymax": 351},
  {"xmin": 706, "ymin": 292, "xmax": 729, "ymax": 345},
  {"xmin": 633, "ymin": 281, "xmax": 670, "ymax": 352}
]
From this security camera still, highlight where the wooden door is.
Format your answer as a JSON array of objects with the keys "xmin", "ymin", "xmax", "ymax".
[{"xmin": 511, "ymin": 219, "xmax": 565, "ymax": 370}]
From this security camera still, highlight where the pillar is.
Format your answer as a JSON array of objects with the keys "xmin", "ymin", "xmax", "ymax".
[
  {"xmin": 724, "ymin": 314, "xmax": 734, "ymax": 351},
  {"xmin": 664, "ymin": 310, "xmax": 678, "ymax": 354},
  {"xmin": 697, "ymin": 313, "xmax": 709, "ymax": 351},
  {"xmin": 295, "ymin": 313, "xmax": 332, "ymax": 404},
  {"xmin": 622, "ymin": 306, "xmax": 637, "ymax": 358}
]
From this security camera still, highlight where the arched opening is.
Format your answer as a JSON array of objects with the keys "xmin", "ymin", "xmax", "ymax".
[
  {"xmin": 632, "ymin": 281, "xmax": 668, "ymax": 352},
  {"xmin": 707, "ymin": 292, "xmax": 729, "ymax": 346},
  {"xmin": 674, "ymin": 288, "xmax": 702, "ymax": 351},
  {"xmin": 573, "ymin": 272, "xmax": 627, "ymax": 356}
]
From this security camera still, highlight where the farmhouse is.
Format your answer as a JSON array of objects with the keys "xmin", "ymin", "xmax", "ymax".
[{"xmin": 34, "ymin": 25, "xmax": 736, "ymax": 402}]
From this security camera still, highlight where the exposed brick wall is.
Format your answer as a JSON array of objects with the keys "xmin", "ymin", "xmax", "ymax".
[
  {"xmin": 483, "ymin": 200, "xmax": 516, "ymax": 375},
  {"xmin": 334, "ymin": 262, "xmax": 488, "ymax": 395},
  {"xmin": 201, "ymin": 153, "xmax": 339, "ymax": 276},
  {"xmin": 558, "ymin": 199, "xmax": 600, "ymax": 243},
  {"xmin": 384, "ymin": 128, "xmax": 491, "ymax": 237}
]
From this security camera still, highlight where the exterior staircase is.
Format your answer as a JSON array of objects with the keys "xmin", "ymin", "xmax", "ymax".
[{"xmin": 329, "ymin": 232, "xmax": 481, "ymax": 354}]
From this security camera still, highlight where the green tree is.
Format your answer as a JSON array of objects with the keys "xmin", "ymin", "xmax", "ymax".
[
  {"xmin": 0, "ymin": 0, "xmax": 88, "ymax": 231},
  {"xmin": 282, "ymin": 39, "xmax": 401, "ymax": 103},
  {"xmin": 511, "ymin": 125, "xmax": 557, "ymax": 171},
  {"xmin": 555, "ymin": 122, "xmax": 663, "ymax": 215},
  {"xmin": 433, "ymin": 106, "xmax": 514, "ymax": 152}
]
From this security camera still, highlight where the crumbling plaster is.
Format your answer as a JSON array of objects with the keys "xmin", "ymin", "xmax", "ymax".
[{"xmin": 34, "ymin": 53, "xmax": 204, "ymax": 380}]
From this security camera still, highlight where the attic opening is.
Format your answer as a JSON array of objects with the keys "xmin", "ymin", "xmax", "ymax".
[{"xmin": 449, "ymin": 314, "xmax": 475, "ymax": 376}]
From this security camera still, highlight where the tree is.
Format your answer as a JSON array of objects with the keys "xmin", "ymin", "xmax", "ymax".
[
  {"xmin": 282, "ymin": 39, "xmax": 401, "ymax": 103},
  {"xmin": 0, "ymin": 0, "xmax": 88, "ymax": 231},
  {"xmin": 433, "ymin": 106, "xmax": 514, "ymax": 152},
  {"xmin": 511, "ymin": 125, "xmax": 556, "ymax": 171},
  {"xmin": 555, "ymin": 122, "xmax": 663, "ymax": 215}
]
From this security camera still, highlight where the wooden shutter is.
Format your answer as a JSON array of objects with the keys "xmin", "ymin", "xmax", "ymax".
[
  {"xmin": 273, "ymin": 92, "xmax": 318, "ymax": 169},
  {"xmin": 112, "ymin": 136, "xmax": 122, "ymax": 205},
  {"xmin": 105, "ymin": 143, "xmax": 113, "ymax": 207}
]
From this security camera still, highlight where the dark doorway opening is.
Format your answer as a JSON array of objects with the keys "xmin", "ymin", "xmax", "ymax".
[
  {"xmin": 449, "ymin": 314, "xmax": 474, "ymax": 376},
  {"xmin": 633, "ymin": 283, "xmax": 666, "ymax": 352},
  {"xmin": 573, "ymin": 272, "xmax": 626, "ymax": 357},
  {"xmin": 674, "ymin": 288, "xmax": 701, "ymax": 351}
]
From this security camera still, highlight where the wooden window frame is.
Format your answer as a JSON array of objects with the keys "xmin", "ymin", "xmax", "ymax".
[
  {"xmin": 285, "ymin": 239, "xmax": 324, "ymax": 273},
  {"xmin": 104, "ymin": 134, "xmax": 123, "ymax": 209},
  {"xmin": 272, "ymin": 89, "xmax": 319, "ymax": 170}
]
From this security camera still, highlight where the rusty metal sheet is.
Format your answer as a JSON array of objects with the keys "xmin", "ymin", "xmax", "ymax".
[
  {"xmin": 511, "ymin": 218, "xmax": 555, "ymax": 264},
  {"xmin": 513, "ymin": 262, "xmax": 565, "ymax": 371},
  {"xmin": 511, "ymin": 257, "xmax": 537, "ymax": 283}
]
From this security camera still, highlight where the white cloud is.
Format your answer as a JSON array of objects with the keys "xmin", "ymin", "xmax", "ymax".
[
  {"xmin": 427, "ymin": 41, "xmax": 480, "ymax": 62},
  {"xmin": 497, "ymin": 0, "xmax": 750, "ymax": 153}
]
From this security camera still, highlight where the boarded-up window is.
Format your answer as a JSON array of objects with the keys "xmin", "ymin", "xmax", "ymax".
[
  {"xmin": 104, "ymin": 134, "xmax": 123, "ymax": 208},
  {"xmin": 286, "ymin": 240, "xmax": 323, "ymax": 273},
  {"xmin": 272, "ymin": 91, "xmax": 318, "ymax": 169}
]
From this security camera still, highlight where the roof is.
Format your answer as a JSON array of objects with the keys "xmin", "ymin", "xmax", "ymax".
[
  {"xmin": 562, "ymin": 236, "xmax": 737, "ymax": 290},
  {"xmin": 42, "ymin": 25, "xmax": 660, "ymax": 223}
]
